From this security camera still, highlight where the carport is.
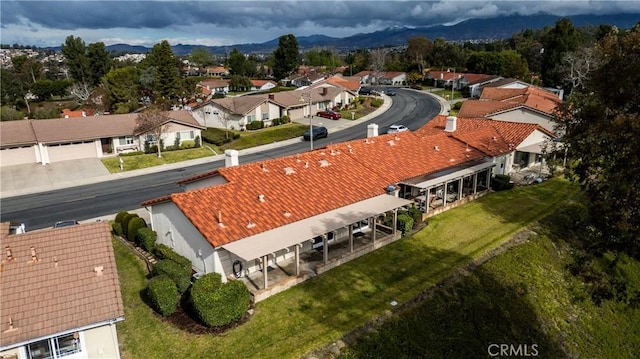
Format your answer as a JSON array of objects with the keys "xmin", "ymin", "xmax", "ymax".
[{"xmin": 221, "ymin": 194, "xmax": 412, "ymax": 293}]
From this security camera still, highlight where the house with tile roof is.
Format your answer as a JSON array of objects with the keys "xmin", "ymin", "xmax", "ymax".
[
  {"xmin": 458, "ymin": 86, "xmax": 562, "ymax": 132},
  {"xmin": 197, "ymin": 78, "xmax": 230, "ymax": 97},
  {"xmin": 0, "ymin": 110, "xmax": 204, "ymax": 167},
  {"xmin": 143, "ymin": 125, "xmax": 498, "ymax": 301},
  {"xmin": 0, "ymin": 222, "xmax": 124, "ymax": 359},
  {"xmin": 417, "ymin": 115, "xmax": 556, "ymax": 175},
  {"xmin": 378, "ymin": 71, "xmax": 407, "ymax": 85},
  {"xmin": 204, "ymin": 66, "xmax": 229, "ymax": 77},
  {"xmin": 250, "ymin": 79, "xmax": 277, "ymax": 92}
]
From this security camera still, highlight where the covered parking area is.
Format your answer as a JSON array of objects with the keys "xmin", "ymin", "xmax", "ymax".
[
  {"xmin": 221, "ymin": 194, "xmax": 413, "ymax": 302},
  {"xmin": 399, "ymin": 161, "xmax": 495, "ymax": 217}
]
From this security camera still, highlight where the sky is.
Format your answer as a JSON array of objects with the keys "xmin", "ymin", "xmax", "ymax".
[{"xmin": 2, "ymin": 1, "xmax": 639, "ymax": 48}]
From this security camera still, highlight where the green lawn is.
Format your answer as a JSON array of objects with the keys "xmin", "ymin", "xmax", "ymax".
[
  {"xmin": 101, "ymin": 147, "xmax": 215, "ymax": 173},
  {"xmin": 219, "ymin": 123, "xmax": 309, "ymax": 151},
  {"xmin": 114, "ymin": 178, "xmax": 579, "ymax": 358},
  {"xmin": 431, "ymin": 89, "xmax": 463, "ymax": 100}
]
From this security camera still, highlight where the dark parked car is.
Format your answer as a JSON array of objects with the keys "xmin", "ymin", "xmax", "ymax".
[
  {"xmin": 386, "ymin": 89, "xmax": 397, "ymax": 96},
  {"xmin": 54, "ymin": 220, "xmax": 79, "ymax": 228},
  {"xmin": 303, "ymin": 126, "xmax": 328, "ymax": 141},
  {"xmin": 358, "ymin": 87, "xmax": 372, "ymax": 95},
  {"xmin": 316, "ymin": 109, "xmax": 341, "ymax": 120}
]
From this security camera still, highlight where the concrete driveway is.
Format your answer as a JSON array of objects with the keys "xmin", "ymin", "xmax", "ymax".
[{"xmin": 1, "ymin": 158, "xmax": 110, "ymax": 196}]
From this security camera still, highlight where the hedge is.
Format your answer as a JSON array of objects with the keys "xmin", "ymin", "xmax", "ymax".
[
  {"xmin": 491, "ymin": 174, "xmax": 514, "ymax": 191},
  {"xmin": 146, "ymin": 275, "xmax": 179, "ymax": 317},
  {"xmin": 397, "ymin": 213, "xmax": 414, "ymax": 235},
  {"xmin": 246, "ymin": 120, "xmax": 264, "ymax": 130},
  {"xmin": 152, "ymin": 259, "xmax": 191, "ymax": 293},
  {"xmin": 115, "ymin": 211, "xmax": 129, "ymax": 224},
  {"xmin": 153, "ymin": 244, "xmax": 192, "ymax": 271},
  {"xmin": 407, "ymin": 206, "xmax": 422, "ymax": 227},
  {"xmin": 191, "ymin": 274, "xmax": 250, "ymax": 327},
  {"xmin": 111, "ymin": 222, "xmax": 123, "ymax": 236},
  {"xmin": 201, "ymin": 128, "xmax": 240, "ymax": 146},
  {"xmin": 136, "ymin": 227, "xmax": 157, "ymax": 252},
  {"xmin": 127, "ymin": 217, "xmax": 147, "ymax": 242},
  {"xmin": 121, "ymin": 213, "xmax": 139, "ymax": 238}
]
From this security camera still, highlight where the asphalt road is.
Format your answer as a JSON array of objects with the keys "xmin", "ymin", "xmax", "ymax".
[{"xmin": 1, "ymin": 89, "xmax": 442, "ymax": 230}]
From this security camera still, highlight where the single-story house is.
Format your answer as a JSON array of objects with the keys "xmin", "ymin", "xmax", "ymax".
[
  {"xmin": 465, "ymin": 74, "xmax": 503, "ymax": 98},
  {"xmin": 204, "ymin": 66, "xmax": 229, "ymax": 77},
  {"xmin": 353, "ymin": 70, "xmax": 374, "ymax": 84},
  {"xmin": 416, "ymin": 115, "xmax": 556, "ymax": 175},
  {"xmin": 0, "ymin": 222, "xmax": 124, "ymax": 359},
  {"xmin": 0, "ymin": 111, "xmax": 204, "ymax": 167},
  {"xmin": 197, "ymin": 79, "xmax": 230, "ymax": 97},
  {"xmin": 250, "ymin": 79, "xmax": 277, "ymax": 92},
  {"xmin": 142, "ymin": 124, "xmax": 503, "ymax": 301},
  {"xmin": 457, "ymin": 86, "xmax": 562, "ymax": 132},
  {"xmin": 377, "ymin": 71, "xmax": 406, "ymax": 85}
]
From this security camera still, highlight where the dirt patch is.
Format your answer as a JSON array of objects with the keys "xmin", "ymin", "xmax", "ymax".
[{"xmin": 302, "ymin": 229, "xmax": 538, "ymax": 359}]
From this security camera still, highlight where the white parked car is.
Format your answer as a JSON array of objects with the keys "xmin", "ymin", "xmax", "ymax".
[{"xmin": 387, "ymin": 124, "xmax": 408, "ymax": 134}]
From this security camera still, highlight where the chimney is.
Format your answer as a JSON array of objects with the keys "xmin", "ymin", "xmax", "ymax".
[
  {"xmin": 321, "ymin": 87, "xmax": 328, "ymax": 95},
  {"xmin": 94, "ymin": 266, "xmax": 104, "ymax": 276},
  {"xmin": 367, "ymin": 123, "xmax": 379, "ymax": 138},
  {"xmin": 445, "ymin": 116, "xmax": 457, "ymax": 132},
  {"xmin": 268, "ymin": 94, "xmax": 275, "ymax": 100},
  {"xmin": 224, "ymin": 149, "xmax": 239, "ymax": 167},
  {"xmin": 82, "ymin": 111, "xmax": 86, "ymax": 117}
]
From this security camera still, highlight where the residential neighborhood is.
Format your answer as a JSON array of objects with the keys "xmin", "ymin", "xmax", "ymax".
[{"xmin": 1, "ymin": 8, "xmax": 639, "ymax": 359}]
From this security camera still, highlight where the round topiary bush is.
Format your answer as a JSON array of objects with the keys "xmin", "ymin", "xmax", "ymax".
[
  {"xmin": 115, "ymin": 211, "xmax": 129, "ymax": 224},
  {"xmin": 111, "ymin": 222, "xmax": 123, "ymax": 236},
  {"xmin": 136, "ymin": 227, "xmax": 157, "ymax": 252},
  {"xmin": 121, "ymin": 213, "xmax": 139, "ymax": 238},
  {"xmin": 127, "ymin": 217, "xmax": 147, "ymax": 242},
  {"xmin": 152, "ymin": 259, "xmax": 191, "ymax": 294},
  {"xmin": 147, "ymin": 275, "xmax": 179, "ymax": 317},
  {"xmin": 191, "ymin": 275, "xmax": 250, "ymax": 327}
]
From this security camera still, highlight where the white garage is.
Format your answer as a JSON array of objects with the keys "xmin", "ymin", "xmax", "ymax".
[
  {"xmin": 0, "ymin": 146, "xmax": 38, "ymax": 167},
  {"xmin": 46, "ymin": 141, "xmax": 100, "ymax": 163}
]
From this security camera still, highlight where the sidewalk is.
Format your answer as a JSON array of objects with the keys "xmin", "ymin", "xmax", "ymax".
[{"xmin": 1, "ymin": 93, "xmax": 419, "ymax": 199}]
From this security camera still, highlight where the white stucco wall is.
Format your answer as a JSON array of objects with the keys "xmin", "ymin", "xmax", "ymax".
[
  {"xmin": 149, "ymin": 202, "xmax": 217, "ymax": 276},
  {"xmin": 84, "ymin": 324, "xmax": 120, "ymax": 359}
]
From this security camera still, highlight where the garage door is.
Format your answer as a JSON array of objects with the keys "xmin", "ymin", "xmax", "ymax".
[
  {"xmin": 0, "ymin": 147, "xmax": 38, "ymax": 167},
  {"xmin": 47, "ymin": 142, "xmax": 98, "ymax": 162}
]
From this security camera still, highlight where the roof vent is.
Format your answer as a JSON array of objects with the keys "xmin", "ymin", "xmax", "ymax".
[
  {"xmin": 5, "ymin": 246, "xmax": 15, "ymax": 262},
  {"xmin": 434, "ymin": 145, "xmax": 440, "ymax": 151},
  {"xmin": 296, "ymin": 155, "xmax": 301, "ymax": 163},
  {"xmin": 284, "ymin": 167, "xmax": 295, "ymax": 175},
  {"xmin": 387, "ymin": 140, "xmax": 395, "ymax": 146},
  {"xmin": 258, "ymin": 194, "xmax": 266, "ymax": 202},
  {"xmin": 30, "ymin": 247, "xmax": 39, "ymax": 263},
  {"xmin": 304, "ymin": 161, "xmax": 309, "ymax": 168},
  {"xmin": 450, "ymin": 158, "xmax": 455, "ymax": 162},
  {"xmin": 319, "ymin": 159, "xmax": 330, "ymax": 167},
  {"xmin": 395, "ymin": 136, "xmax": 400, "ymax": 141},
  {"xmin": 261, "ymin": 163, "xmax": 268, "ymax": 172},
  {"xmin": 247, "ymin": 220, "xmax": 256, "ymax": 229},
  {"xmin": 94, "ymin": 266, "xmax": 104, "ymax": 276},
  {"xmin": 4, "ymin": 318, "xmax": 17, "ymax": 333},
  {"xmin": 465, "ymin": 143, "xmax": 471, "ymax": 152},
  {"xmin": 283, "ymin": 211, "xmax": 292, "ymax": 218},
  {"xmin": 492, "ymin": 136, "xmax": 497, "ymax": 141},
  {"xmin": 217, "ymin": 210, "xmax": 226, "ymax": 228}
]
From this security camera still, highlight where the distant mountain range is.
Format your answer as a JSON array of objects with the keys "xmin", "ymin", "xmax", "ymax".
[{"xmin": 98, "ymin": 12, "xmax": 639, "ymax": 56}]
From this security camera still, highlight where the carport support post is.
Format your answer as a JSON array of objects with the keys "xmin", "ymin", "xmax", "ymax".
[
  {"xmin": 473, "ymin": 173, "xmax": 478, "ymax": 194},
  {"xmin": 322, "ymin": 234, "xmax": 328, "ymax": 264},
  {"xmin": 486, "ymin": 170, "xmax": 491, "ymax": 189},
  {"xmin": 392, "ymin": 209, "xmax": 398, "ymax": 236},
  {"xmin": 295, "ymin": 245, "xmax": 300, "ymax": 276},
  {"xmin": 372, "ymin": 217, "xmax": 377, "ymax": 243},
  {"xmin": 348, "ymin": 225, "xmax": 354, "ymax": 253},
  {"xmin": 458, "ymin": 178, "xmax": 463, "ymax": 200},
  {"xmin": 443, "ymin": 181, "xmax": 449, "ymax": 206},
  {"xmin": 262, "ymin": 255, "xmax": 268, "ymax": 289},
  {"xmin": 426, "ymin": 187, "xmax": 431, "ymax": 214}
]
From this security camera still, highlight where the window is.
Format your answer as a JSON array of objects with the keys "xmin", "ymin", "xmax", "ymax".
[
  {"xmin": 247, "ymin": 114, "xmax": 256, "ymax": 123},
  {"xmin": 261, "ymin": 113, "xmax": 269, "ymax": 121},
  {"xmin": 146, "ymin": 134, "xmax": 157, "ymax": 144},
  {"xmin": 118, "ymin": 136, "xmax": 134, "ymax": 145},
  {"xmin": 177, "ymin": 131, "xmax": 194, "ymax": 141},
  {"xmin": 27, "ymin": 332, "xmax": 81, "ymax": 359}
]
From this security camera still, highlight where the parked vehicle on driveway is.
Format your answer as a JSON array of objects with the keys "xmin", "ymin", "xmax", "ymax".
[
  {"xmin": 316, "ymin": 110, "xmax": 341, "ymax": 120},
  {"xmin": 303, "ymin": 126, "xmax": 328, "ymax": 141},
  {"xmin": 387, "ymin": 124, "xmax": 408, "ymax": 134},
  {"xmin": 386, "ymin": 89, "xmax": 397, "ymax": 96}
]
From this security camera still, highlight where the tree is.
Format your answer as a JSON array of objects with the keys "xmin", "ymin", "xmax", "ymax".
[
  {"xmin": 228, "ymin": 48, "xmax": 247, "ymax": 76},
  {"xmin": 135, "ymin": 107, "xmax": 172, "ymax": 158},
  {"xmin": 406, "ymin": 36, "xmax": 433, "ymax": 75},
  {"xmin": 189, "ymin": 47, "xmax": 214, "ymax": 67},
  {"xmin": 147, "ymin": 40, "xmax": 181, "ymax": 105},
  {"xmin": 87, "ymin": 42, "xmax": 111, "ymax": 86},
  {"xmin": 541, "ymin": 18, "xmax": 583, "ymax": 89},
  {"xmin": 68, "ymin": 81, "xmax": 93, "ymax": 103},
  {"xmin": 102, "ymin": 66, "xmax": 140, "ymax": 113},
  {"xmin": 61, "ymin": 35, "xmax": 90, "ymax": 83},
  {"xmin": 556, "ymin": 24, "xmax": 640, "ymax": 256},
  {"xmin": 369, "ymin": 48, "xmax": 387, "ymax": 84},
  {"xmin": 272, "ymin": 34, "xmax": 299, "ymax": 80}
]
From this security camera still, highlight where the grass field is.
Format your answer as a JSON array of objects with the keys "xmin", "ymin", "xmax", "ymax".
[
  {"xmin": 101, "ymin": 147, "xmax": 215, "ymax": 173},
  {"xmin": 114, "ymin": 178, "xmax": 580, "ymax": 358}
]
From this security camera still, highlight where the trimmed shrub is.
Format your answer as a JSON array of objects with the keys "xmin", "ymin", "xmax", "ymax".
[
  {"xmin": 246, "ymin": 120, "xmax": 264, "ymax": 130},
  {"xmin": 115, "ymin": 211, "xmax": 129, "ymax": 224},
  {"xmin": 201, "ymin": 128, "xmax": 234, "ymax": 146},
  {"xmin": 111, "ymin": 222, "xmax": 123, "ymax": 236},
  {"xmin": 280, "ymin": 115, "xmax": 290, "ymax": 124},
  {"xmin": 121, "ymin": 213, "xmax": 139, "ymax": 239},
  {"xmin": 146, "ymin": 275, "xmax": 179, "ymax": 317},
  {"xmin": 127, "ymin": 217, "xmax": 147, "ymax": 242},
  {"xmin": 191, "ymin": 274, "xmax": 250, "ymax": 327},
  {"xmin": 119, "ymin": 151, "xmax": 145, "ymax": 157},
  {"xmin": 371, "ymin": 98, "xmax": 383, "ymax": 107},
  {"xmin": 407, "ymin": 206, "xmax": 422, "ymax": 227},
  {"xmin": 271, "ymin": 117, "xmax": 281, "ymax": 126},
  {"xmin": 397, "ymin": 213, "xmax": 414, "ymax": 235},
  {"xmin": 181, "ymin": 140, "xmax": 195, "ymax": 148},
  {"xmin": 153, "ymin": 244, "xmax": 192, "ymax": 271},
  {"xmin": 194, "ymin": 135, "xmax": 201, "ymax": 148},
  {"xmin": 491, "ymin": 174, "xmax": 514, "ymax": 191},
  {"xmin": 152, "ymin": 259, "xmax": 191, "ymax": 293},
  {"xmin": 137, "ymin": 227, "xmax": 157, "ymax": 252}
]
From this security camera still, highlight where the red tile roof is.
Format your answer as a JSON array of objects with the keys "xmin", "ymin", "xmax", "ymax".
[
  {"xmin": 0, "ymin": 222, "xmax": 124, "ymax": 347},
  {"xmin": 460, "ymin": 86, "xmax": 562, "ymax": 118},
  {"xmin": 154, "ymin": 131, "xmax": 486, "ymax": 248}
]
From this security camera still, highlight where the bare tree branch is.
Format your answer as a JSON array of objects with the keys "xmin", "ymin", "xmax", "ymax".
[
  {"xmin": 135, "ymin": 107, "xmax": 172, "ymax": 157},
  {"xmin": 69, "ymin": 81, "xmax": 93, "ymax": 103}
]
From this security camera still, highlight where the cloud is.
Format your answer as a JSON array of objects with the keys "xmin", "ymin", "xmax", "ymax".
[{"xmin": 1, "ymin": 1, "xmax": 638, "ymax": 47}]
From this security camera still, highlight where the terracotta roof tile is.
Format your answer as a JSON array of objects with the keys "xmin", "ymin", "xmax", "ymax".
[
  {"xmin": 0, "ymin": 222, "xmax": 124, "ymax": 347},
  {"xmin": 460, "ymin": 86, "xmax": 562, "ymax": 118}
]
